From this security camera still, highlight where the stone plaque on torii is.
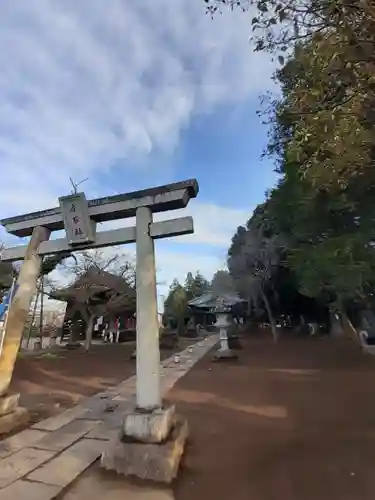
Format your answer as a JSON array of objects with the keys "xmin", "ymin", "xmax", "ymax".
[{"xmin": 0, "ymin": 179, "xmax": 198, "ymax": 479}]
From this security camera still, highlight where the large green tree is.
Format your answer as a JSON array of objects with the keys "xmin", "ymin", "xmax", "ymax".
[
  {"xmin": 211, "ymin": 270, "xmax": 236, "ymax": 295},
  {"xmin": 184, "ymin": 271, "xmax": 209, "ymax": 300},
  {"xmin": 267, "ymin": 30, "xmax": 375, "ymax": 318},
  {"xmin": 228, "ymin": 203, "xmax": 286, "ymax": 340},
  {"xmin": 164, "ymin": 279, "xmax": 188, "ymax": 334},
  {"xmin": 210, "ymin": 0, "xmax": 375, "ymax": 333}
]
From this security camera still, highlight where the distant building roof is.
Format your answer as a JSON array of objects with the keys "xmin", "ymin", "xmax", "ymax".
[
  {"xmin": 50, "ymin": 266, "xmax": 136, "ymax": 314},
  {"xmin": 188, "ymin": 292, "xmax": 245, "ymax": 309}
]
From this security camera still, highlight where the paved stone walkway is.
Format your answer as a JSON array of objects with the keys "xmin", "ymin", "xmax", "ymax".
[{"xmin": 0, "ymin": 335, "xmax": 218, "ymax": 500}]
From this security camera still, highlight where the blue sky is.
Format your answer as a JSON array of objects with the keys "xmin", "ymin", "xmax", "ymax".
[{"xmin": 0, "ymin": 0, "xmax": 279, "ymax": 305}]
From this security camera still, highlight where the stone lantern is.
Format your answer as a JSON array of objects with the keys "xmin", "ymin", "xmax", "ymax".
[{"xmin": 211, "ymin": 298, "xmax": 238, "ymax": 361}]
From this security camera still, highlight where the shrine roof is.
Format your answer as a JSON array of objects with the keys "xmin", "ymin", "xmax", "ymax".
[
  {"xmin": 188, "ymin": 292, "xmax": 245, "ymax": 309},
  {"xmin": 50, "ymin": 266, "xmax": 135, "ymax": 313}
]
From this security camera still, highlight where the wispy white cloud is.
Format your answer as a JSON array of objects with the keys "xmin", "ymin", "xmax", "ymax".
[
  {"xmin": 155, "ymin": 201, "xmax": 249, "ymax": 246},
  {"xmin": 0, "ymin": 0, "xmax": 270, "ymax": 295},
  {"xmin": 0, "ymin": 0, "xmax": 272, "ymax": 214},
  {"xmin": 100, "ymin": 199, "xmax": 250, "ymax": 247}
]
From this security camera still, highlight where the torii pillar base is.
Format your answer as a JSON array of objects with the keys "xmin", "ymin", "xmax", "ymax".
[
  {"xmin": 0, "ymin": 393, "xmax": 29, "ymax": 436},
  {"xmin": 212, "ymin": 347, "xmax": 238, "ymax": 362},
  {"xmin": 101, "ymin": 405, "xmax": 188, "ymax": 483}
]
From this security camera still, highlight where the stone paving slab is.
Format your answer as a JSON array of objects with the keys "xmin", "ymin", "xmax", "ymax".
[
  {"xmin": 27, "ymin": 438, "xmax": 103, "ymax": 488},
  {"xmin": 0, "ymin": 479, "xmax": 61, "ymax": 500},
  {"xmin": 62, "ymin": 466, "xmax": 174, "ymax": 500},
  {"xmin": 32, "ymin": 406, "xmax": 87, "ymax": 432},
  {"xmin": 85, "ymin": 422, "xmax": 119, "ymax": 442},
  {"xmin": 0, "ymin": 429, "xmax": 47, "ymax": 459},
  {"xmin": 80, "ymin": 393, "xmax": 121, "ymax": 412},
  {"xmin": 85, "ymin": 403, "xmax": 134, "ymax": 442},
  {"xmin": 32, "ymin": 419, "xmax": 100, "ymax": 452},
  {"xmin": 0, "ymin": 447, "xmax": 56, "ymax": 488},
  {"xmin": 81, "ymin": 399, "xmax": 122, "ymax": 420}
]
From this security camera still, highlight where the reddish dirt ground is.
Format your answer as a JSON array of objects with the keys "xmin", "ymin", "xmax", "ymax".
[
  {"xmin": 168, "ymin": 334, "xmax": 375, "ymax": 500},
  {"xmin": 8, "ymin": 341, "xmax": 187, "ymax": 427}
]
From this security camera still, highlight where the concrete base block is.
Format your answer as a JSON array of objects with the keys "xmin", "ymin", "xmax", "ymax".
[
  {"xmin": 228, "ymin": 337, "xmax": 243, "ymax": 350},
  {"xmin": 212, "ymin": 348, "xmax": 238, "ymax": 362},
  {"xmin": 0, "ymin": 393, "xmax": 20, "ymax": 416},
  {"xmin": 122, "ymin": 406, "xmax": 175, "ymax": 444},
  {"xmin": 33, "ymin": 340, "xmax": 43, "ymax": 351},
  {"xmin": 0, "ymin": 407, "xmax": 29, "ymax": 436},
  {"xmin": 101, "ymin": 415, "xmax": 188, "ymax": 483},
  {"xmin": 49, "ymin": 337, "xmax": 57, "ymax": 347},
  {"xmin": 65, "ymin": 342, "xmax": 82, "ymax": 350}
]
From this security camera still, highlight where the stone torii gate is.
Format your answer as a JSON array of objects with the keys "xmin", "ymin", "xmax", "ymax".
[{"xmin": 0, "ymin": 180, "xmax": 197, "ymax": 476}]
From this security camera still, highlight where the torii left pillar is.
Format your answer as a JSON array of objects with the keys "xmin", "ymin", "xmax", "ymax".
[{"xmin": 0, "ymin": 226, "xmax": 50, "ymax": 433}]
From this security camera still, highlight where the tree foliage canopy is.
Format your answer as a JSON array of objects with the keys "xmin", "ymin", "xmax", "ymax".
[
  {"xmin": 164, "ymin": 271, "xmax": 210, "ymax": 331},
  {"xmin": 209, "ymin": 0, "xmax": 375, "ymax": 324}
]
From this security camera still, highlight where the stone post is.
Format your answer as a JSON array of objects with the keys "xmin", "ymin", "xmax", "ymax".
[
  {"xmin": 84, "ymin": 314, "xmax": 95, "ymax": 352},
  {"xmin": 135, "ymin": 206, "xmax": 161, "ymax": 410},
  {"xmin": 101, "ymin": 207, "xmax": 188, "ymax": 483},
  {"xmin": 0, "ymin": 226, "xmax": 50, "ymax": 433},
  {"xmin": 219, "ymin": 322, "xmax": 230, "ymax": 352},
  {"xmin": 49, "ymin": 333, "xmax": 57, "ymax": 347}
]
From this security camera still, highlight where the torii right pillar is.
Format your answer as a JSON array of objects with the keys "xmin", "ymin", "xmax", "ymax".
[{"xmin": 101, "ymin": 206, "xmax": 189, "ymax": 483}]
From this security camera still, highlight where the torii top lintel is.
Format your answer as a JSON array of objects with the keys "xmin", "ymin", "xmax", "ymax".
[{"xmin": 0, "ymin": 179, "xmax": 199, "ymax": 237}]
